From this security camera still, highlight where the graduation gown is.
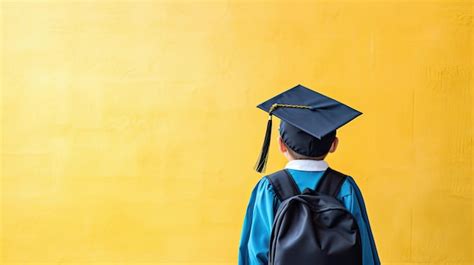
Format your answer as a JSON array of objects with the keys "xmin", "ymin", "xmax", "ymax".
[{"xmin": 238, "ymin": 160, "xmax": 380, "ymax": 265}]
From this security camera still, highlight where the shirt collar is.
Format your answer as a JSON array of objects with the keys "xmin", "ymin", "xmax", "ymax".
[{"xmin": 284, "ymin": 159, "xmax": 329, "ymax": 171}]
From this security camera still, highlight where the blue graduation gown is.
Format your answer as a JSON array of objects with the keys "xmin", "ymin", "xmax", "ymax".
[{"xmin": 238, "ymin": 169, "xmax": 380, "ymax": 265}]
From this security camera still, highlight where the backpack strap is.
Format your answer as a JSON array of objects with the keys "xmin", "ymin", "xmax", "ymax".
[
  {"xmin": 315, "ymin": 167, "xmax": 347, "ymax": 197},
  {"xmin": 266, "ymin": 169, "xmax": 301, "ymax": 201}
]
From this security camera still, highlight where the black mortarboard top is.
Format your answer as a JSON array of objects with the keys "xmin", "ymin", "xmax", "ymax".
[{"xmin": 254, "ymin": 84, "xmax": 362, "ymax": 173}]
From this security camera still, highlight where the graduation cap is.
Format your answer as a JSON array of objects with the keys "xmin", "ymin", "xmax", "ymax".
[{"xmin": 254, "ymin": 84, "xmax": 362, "ymax": 173}]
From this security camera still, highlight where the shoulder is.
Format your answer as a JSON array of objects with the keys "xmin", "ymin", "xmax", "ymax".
[
  {"xmin": 338, "ymin": 173, "xmax": 368, "ymax": 202},
  {"xmin": 333, "ymin": 169, "xmax": 359, "ymax": 198},
  {"xmin": 243, "ymin": 175, "xmax": 278, "ymax": 213},
  {"xmin": 335, "ymin": 173, "xmax": 365, "ymax": 213},
  {"xmin": 250, "ymin": 174, "xmax": 278, "ymax": 200},
  {"xmin": 256, "ymin": 169, "xmax": 291, "ymax": 190}
]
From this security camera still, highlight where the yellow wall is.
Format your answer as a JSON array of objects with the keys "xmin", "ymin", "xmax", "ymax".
[{"xmin": 1, "ymin": 1, "xmax": 472, "ymax": 264}]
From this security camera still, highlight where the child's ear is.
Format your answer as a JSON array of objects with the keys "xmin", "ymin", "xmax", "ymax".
[
  {"xmin": 328, "ymin": 137, "xmax": 339, "ymax": 153},
  {"xmin": 278, "ymin": 136, "xmax": 288, "ymax": 153}
]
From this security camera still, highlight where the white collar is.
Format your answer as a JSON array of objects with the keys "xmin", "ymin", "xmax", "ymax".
[{"xmin": 284, "ymin": 159, "xmax": 329, "ymax": 171}]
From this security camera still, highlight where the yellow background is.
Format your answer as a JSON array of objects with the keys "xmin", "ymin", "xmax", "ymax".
[{"xmin": 1, "ymin": 1, "xmax": 472, "ymax": 264}]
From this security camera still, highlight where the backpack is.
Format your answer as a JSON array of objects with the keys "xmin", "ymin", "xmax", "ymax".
[{"xmin": 266, "ymin": 167, "xmax": 362, "ymax": 265}]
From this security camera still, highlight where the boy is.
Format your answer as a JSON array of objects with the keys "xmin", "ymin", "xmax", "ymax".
[{"xmin": 238, "ymin": 84, "xmax": 380, "ymax": 265}]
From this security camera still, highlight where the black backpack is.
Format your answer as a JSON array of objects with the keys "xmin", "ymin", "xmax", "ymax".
[{"xmin": 266, "ymin": 167, "xmax": 362, "ymax": 265}]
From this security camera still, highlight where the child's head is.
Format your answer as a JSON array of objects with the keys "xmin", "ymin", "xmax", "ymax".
[
  {"xmin": 252, "ymin": 85, "xmax": 362, "ymax": 172},
  {"xmin": 278, "ymin": 121, "xmax": 338, "ymax": 161}
]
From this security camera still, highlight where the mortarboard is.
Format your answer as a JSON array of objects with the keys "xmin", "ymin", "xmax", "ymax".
[{"xmin": 254, "ymin": 84, "xmax": 363, "ymax": 173}]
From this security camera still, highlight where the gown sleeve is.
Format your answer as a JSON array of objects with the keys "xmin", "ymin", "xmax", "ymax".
[
  {"xmin": 238, "ymin": 177, "xmax": 277, "ymax": 265},
  {"xmin": 338, "ymin": 176, "xmax": 381, "ymax": 265}
]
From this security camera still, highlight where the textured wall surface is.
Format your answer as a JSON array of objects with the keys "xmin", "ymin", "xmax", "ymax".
[{"xmin": 1, "ymin": 1, "xmax": 472, "ymax": 265}]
